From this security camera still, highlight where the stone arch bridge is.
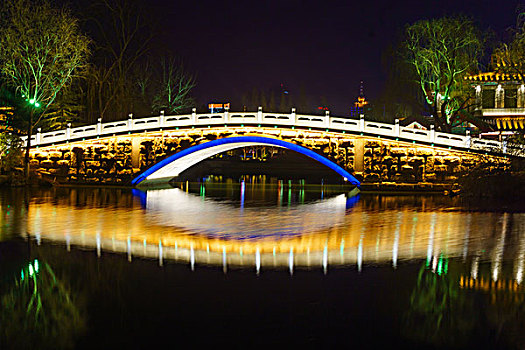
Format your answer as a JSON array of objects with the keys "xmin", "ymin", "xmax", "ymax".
[{"xmin": 22, "ymin": 108, "xmax": 511, "ymax": 188}]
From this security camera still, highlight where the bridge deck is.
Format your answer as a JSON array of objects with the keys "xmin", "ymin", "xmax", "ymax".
[{"xmin": 22, "ymin": 110, "xmax": 515, "ymax": 156}]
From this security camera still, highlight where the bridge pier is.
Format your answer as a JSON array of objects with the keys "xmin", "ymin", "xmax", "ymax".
[
  {"xmin": 131, "ymin": 137, "xmax": 141, "ymax": 168},
  {"xmin": 354, "ymin": 139, "xmax": 365, "ymax": 173}
]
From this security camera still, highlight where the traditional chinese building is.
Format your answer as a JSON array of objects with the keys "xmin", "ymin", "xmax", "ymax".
[
  {"xmin": 350, "ymin": 81, "xmax": 369, "ymax": 117},
  {"xmin": 465, "ymin": 64, "xmax": 525, "ymax": 135}
]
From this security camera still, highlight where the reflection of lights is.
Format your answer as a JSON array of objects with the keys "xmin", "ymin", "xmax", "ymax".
[
  {"xmin": 127, "ymin": 237, "xmax": 132, "ymax": 262},
  {"xmin": 190, "ymin": 244, "xmax": 195, "ymax": 271},
  {"xmin": 515, "ymin": 220, "xmax": 525, "ymax": 284},
  {"xmin": 222, "ymin": 246, "xmax": 227, "ymax": 274},
  {"xmin": 289, "ymin": 248, "xmax": 294, "ymax": 275},
  {"xmin": 159, "ymin": 240, "xmax": 163, "ymax": 266},
  {"xmin": 393, "ymin": 213, "xmax": 401, "ymax": 269},
  {"xmin": 323, "ymin": 245, "xmax": 328, "ymax": 274},
  {"xmin": 240, "ymin": 181, "xmax": 245, "ymax": 211},
  {"xmin": 357, "ymin": 236, "xmax": 363, "ymax": 272},
  {"xmin": 471, "ymin": 256, "xmax": 479, "ymax": 280},
  {"xmin": 492, "ymin": 213, "xmax": 509, "ymax": 282},
  {"xmin": 256, "ymin": 248, "xmax": 261, "ymax": 275},
  {"xmin": 96, "ymin": 233, "xmax": 101, "ymax": 257},
  {"xmin": 462, "ymin": 214, "xmax": 472, "ymax": 261},
  {"xmin": 426, "ymin": 214, "xmax": 436, "ymax": 266}
]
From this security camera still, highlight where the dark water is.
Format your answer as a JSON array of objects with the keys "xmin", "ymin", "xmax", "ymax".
[{"xmin": 1, "ymin": 180, "xmax": 524, "ymax": 349}]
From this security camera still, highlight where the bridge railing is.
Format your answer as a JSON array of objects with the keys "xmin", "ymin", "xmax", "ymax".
[{"xmin": 20, "ymin": 107, "xmax": 514, "ymax": 156}]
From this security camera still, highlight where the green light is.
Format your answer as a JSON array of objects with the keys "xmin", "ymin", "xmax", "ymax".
[
  {"xmin": 35, "ymin": 102, "xmax": 40, "ymax": 107},
  {"xmin": 21, "ymin": 270, "xmax": 24, "ymax": 280},
  {"xmin": 34, "ymin": 259, "xmax": 39, "ymax": 272},
  {"xmin": 29, "ymin": 264, "xmax": 34, "ymax": 276},
  {"xmin": 437, "ymin": 257, "xmax": 443, "ymax": 275},
  {"xmin": 29, "ymin": 99, "xmax": 35, "ymax": 104}
]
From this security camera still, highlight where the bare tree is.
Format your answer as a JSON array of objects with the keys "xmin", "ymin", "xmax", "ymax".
[
  {"xmin": 0, "ymin": 0, "xmax": 90, "ymax": 179},
  {"xmin": 151, "ymin": 58, "xmax": 196, "ymax": 114},
  {"xmin": 494, "ymin": 9, "xmax": 525, "ymax": 83},
  {"xmin": 85, "ymin": 0, "xmax": 152, "ymax": 121}
]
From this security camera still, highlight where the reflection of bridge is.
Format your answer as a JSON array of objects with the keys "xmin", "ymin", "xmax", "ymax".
[
  {"xmin": 22, "ymin": 188, "xmax": 525, "ymax": 280},
  {"xmin": 23, "ymin": 109, "xmax": 510, "ymax": 186}
]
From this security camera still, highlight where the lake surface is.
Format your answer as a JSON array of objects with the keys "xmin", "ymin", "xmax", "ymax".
[{"xmin": 1, "ymin": 180, "xmax": 524, "ymax": 349}]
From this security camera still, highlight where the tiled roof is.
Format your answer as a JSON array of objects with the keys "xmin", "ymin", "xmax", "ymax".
[{"xmin": 464, "ymin": 71, "xmax": 523, "ymax": 82}]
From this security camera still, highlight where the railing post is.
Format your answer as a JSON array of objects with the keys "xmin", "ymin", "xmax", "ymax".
[
  {"xmin": 465, "ymin": 129, "xmax": 471, "ymax": 148},
  {"xmin": 394, "ymin": 119, "xmax": 400, "ymax": 137},
  {"xmin": 159, "ymin": 110, "xmax": 165, "ymax": 127},
  {"xmin": 97, "ymin": 118, "xmax": 102, "ymax": 135},
  {"xmin": 192, "ymin": 108, "xmax": 197, "ymax": 125},
  {"xmin": 224, "ymin": 104, "xmax": 229, "ymax": 123},
  {"xmin": 359, "ymin": 114, "xmax": 365, "ymax": 132},
  {"xmin": 257, "ymin": 106, "xmax": 263, "ymax": 123},
  {"xmin": 430, "ymin": 125, "xmax": 435, "ymax": 143},
  {"xmin": 291, "ymin": 108, "xmax": 296, "ymax": 125},
  {"xmin": 127, "ymin": 114, "xmax": 133, "ymax": 131},
  {"xmin": 325, "ymin": 110, "xmax": 330, "ymax": 127},
  {"xmin": 66, "ymin": 123, "xmax": 71, "ymax": 141},
  {"xmin": 36, "ymin": 128, "xmax": 41, "ymax": 145}
]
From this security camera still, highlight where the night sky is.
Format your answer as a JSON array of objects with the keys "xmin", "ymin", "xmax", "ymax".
[{"xmin": 145, "ymin": 0, "xmax": 521, "ymax": 115}]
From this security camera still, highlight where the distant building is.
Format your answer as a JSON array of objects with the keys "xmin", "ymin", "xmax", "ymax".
[
  {"xmin": 465, "ymin": 63, "xmax": 525, "ymax": 136},
  {"xmin": 350, "ymin": 81, "xmax": 369, "ymax": 117},
  {"xmin": 208, "ymin": 103, "xmax": 230, "ymax": 113}
]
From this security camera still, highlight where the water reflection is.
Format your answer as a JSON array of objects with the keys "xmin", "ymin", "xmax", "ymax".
[
  {"xmin": 0, "ymin": 259, "xmax": 85, "ymax": 349},
  {"xmin": 2, "ymin": 185, "xmax": 525, "ymax": 348},
  {"xmin": 3, "ymin": 185, "xmax": 519, "ymax": 280}
]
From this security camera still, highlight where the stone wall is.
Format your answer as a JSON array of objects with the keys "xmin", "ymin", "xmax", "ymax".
[{"xmin": 28, "ymin": 127, "xmax": 509, "ymax": 187}]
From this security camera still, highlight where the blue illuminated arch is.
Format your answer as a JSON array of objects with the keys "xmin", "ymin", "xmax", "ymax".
[{"xmin": 132, "ymin": 136, "xmax": 360, "ymax": 186}]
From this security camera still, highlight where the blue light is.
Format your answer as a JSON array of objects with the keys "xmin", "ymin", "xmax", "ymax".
[{"xmin": 132, "ymin": 136, "xmax": 361, "ymax": 186}]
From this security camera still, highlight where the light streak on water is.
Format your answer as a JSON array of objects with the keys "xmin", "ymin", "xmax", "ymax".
[
  {"xmin": 426, "ymin": 213, "xmax": 436, "ymax": 266},
  {"xmin": 256, "ymin": 248, "xmax": 261, "ymax": 275}
]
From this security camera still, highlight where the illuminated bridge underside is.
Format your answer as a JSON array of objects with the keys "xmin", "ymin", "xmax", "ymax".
[{"xmin": 132, "ymin": 136, "xmax": 361, "ymax": 186}]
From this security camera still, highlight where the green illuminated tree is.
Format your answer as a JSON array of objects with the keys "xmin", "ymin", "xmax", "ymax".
[
  {"xmin": 151, "ymin": 57, "xmax": 196, "ymax": 114},
  {"xmin": 0, "ymin": 260, "xmax": 85, "ymax": 349},
  {"xmin": 403, "ymin": 16, "xmax": 484, "ymax": 132},
  {"xmin": 0, "ymin": 0, "xmax": 91, "ymax": 180}
]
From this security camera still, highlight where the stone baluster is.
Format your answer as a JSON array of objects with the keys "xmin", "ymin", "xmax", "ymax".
[
  {"xmin": 430, "ymin": 125, "xmax": 435, "ymax": 143},
  {"xmin": 66, "ymin": 123, "xmax": 71, "ymax": 141},
  {"xmin": 394, "ymin": 119, "xmax": 400, "ymax": 137},
  {"xmin": 325, "ymin": 110, "xmax": 330, "ymax": 127},
  {"xmin": 97, "ymin": 118, "xmax": 102, "ymax": 135},
  {"xmin": 465, "ymin": 129, "xmax": 471, "ymax": 148},
  {"xmin": 127, "ymin": 114, "xmax": 133, "ymax": 131},
  {"xmin": 159, "ymin": 110, "xmax": 165, "ymax": 127},
  {"xmin": 257, "ymin": 106, "xmax": 263, "ymax": 123},
  {"xmin": 36, "ymin": 128, "xmax": 41, "ymax": 145},
  {"xmin": 291, "ymin": 108, "xmax": 296, "ymax": 125},
  {"xmin": 192, "ymin": 108, "xmax": 197, "ymax": 125},
  {"xmin": 359, "ymin": 114, "xmax": 365, "ymax": 132},
  {"xmin": 224, "ymin": 104, "xmax": 229, "ymax": 123}
]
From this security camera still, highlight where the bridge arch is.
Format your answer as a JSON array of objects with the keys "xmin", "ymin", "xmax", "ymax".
[{"xmin": 131, "ymin": 135, "xmax": 360, "ymax": 186}]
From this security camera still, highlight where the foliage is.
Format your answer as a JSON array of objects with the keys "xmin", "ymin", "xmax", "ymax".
[
  {"xmin": 403, "ymin": 264, "xmax": 476, "ymax": 347},
  {"xmin": 149, "ymin": 57, "xmax": 196, "ymax": 115},
  {"xmin": 403, "ymin": 16, "xmax": 484, "ymax": 132},
  {"xmin": 0, "ymin": 0, "xmax": 91, "ymax": 122},
  {"xmin": 494, "ymin": 9, "xmax": 525, "ymax": 83},
  {"xmin": 0, "ymin": 0, "xmax": 91, "ymax": 179},
  {"xmin": 0, "ymin": 260, "xmax": 85, "ymax": 349},
  {"xmin": 0, "ymin": 132, "xmax": 23, "ymax": 172}
]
